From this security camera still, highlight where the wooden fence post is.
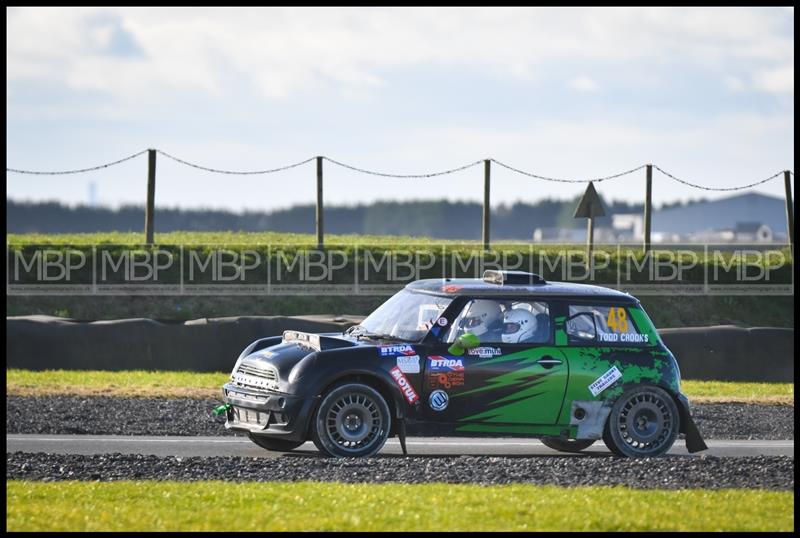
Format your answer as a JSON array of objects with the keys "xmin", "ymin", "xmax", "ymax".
[
  {"xmin": 316, "ymin": 156, "xmax": 324, "ymax": 250},
  {"xmin": 483, "ymin": 159, "xmax": 491, "ymax": 251},
  {"xmin": 587, "ymin": 216, "xmax": 595, "ymax": 272},
  {"xmin": 784, "ymin": 170, "xmax": 794, "ymax": 257},
  {"xmin": 145, "ymin": 149, "xmax": 156, "ymax": 244},
  {"xmin": 643, "ymin": 164, "xmax": 652, "ymax": 253}
]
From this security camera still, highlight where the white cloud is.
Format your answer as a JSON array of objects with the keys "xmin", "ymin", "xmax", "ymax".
[
  {"xmin": 723, "ymin": 75, "xmax": 746, "ymax": 92},
  {"xmin": 568, "ymin": 76, "xmax": 599, "ymax": 92},
  {"xmin": 753, "ymin": 64, "xmax": 794, "ymax": 93},
  {"xmin": 6, "ymin": 7, "xmax": 794, "ymax": 103}
]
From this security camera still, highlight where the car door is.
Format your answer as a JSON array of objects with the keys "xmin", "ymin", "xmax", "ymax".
[
  {"xmin": 560, "ymin": 300, "xmax": 660, "ymax": 408},
  {"xmin": 420, "ymin": 297, "xmax": 569, "ymax": 431}
]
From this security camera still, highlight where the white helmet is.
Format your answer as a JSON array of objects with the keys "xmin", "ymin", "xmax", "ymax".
[
  {"xmin": 501, "ymin": 309, "xmax": 538, "ymax": 344},
  {"xmin": 461, "ymin": 300, "xmax": 503, "ymax": 337}
]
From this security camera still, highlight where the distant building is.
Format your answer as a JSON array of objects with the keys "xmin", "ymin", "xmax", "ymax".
[
  {"xmin": 533, "ymin": 226, "xmax": 617, "ymax": 244},
  {"xmin": 652, "ymin": 192, "xmax": 787, "ymax": 239},
  {"xmin": 533, "ymin": 227, "xmax": 582, "ymax": 242},
  {"xmin": 732, "ymin": 222, "xmax": 773, "ymax": 243},
  {"xmin": 687, "ymin": 222, "xmax": 774, "ymax": 243},
  {"xmin": 611, "ymin": 213, "xmax": 644, "ymax": 242}
]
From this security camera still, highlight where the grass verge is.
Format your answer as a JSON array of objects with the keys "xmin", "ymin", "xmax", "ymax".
[
  {"xmin": 683, "ymin": 380, "xmax": 795, "ymax": 405},
  {"xmin": 6, "ymin": 369, "xmax": 794, "ymax": 404},
  {"xmin": 6, "ymin": 481, "xmax": 794, "ymax": 532},
  {"xmin": 5, "ymin": 369, "xmax": 226, "ymax": 399}
]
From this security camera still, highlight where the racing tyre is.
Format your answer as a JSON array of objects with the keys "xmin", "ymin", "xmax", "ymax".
[
  {"xmin": 603, "ymin": 385, "xmax": 680, "ymax": 458},
  {"xmin": 312, "ymin": 382, "xmax": 391, "ymax": 458},
  {"xmin": 541, "ymin": 437, "xmax": 596, "ymax": 453},
  {"xmin": 247, "ymin": 433, "xmax": 305, "ymax": 452}
]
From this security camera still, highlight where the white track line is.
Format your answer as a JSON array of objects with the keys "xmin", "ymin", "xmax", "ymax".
[{"xmin": 6, "ymin": 436, "xmax": 794, "ymax": 448}]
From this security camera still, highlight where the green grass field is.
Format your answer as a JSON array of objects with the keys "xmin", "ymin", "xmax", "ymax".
[
  {"xmin": 6, "ymin": 481, "xmax": 793, "ymax": 532},
  {"xmin": 7, "ymin": 230, "xmax": 793, "ymax": 260},
  {"xmin": 6, "ymin": 369, "xmax": 794, "ymax": 404}
]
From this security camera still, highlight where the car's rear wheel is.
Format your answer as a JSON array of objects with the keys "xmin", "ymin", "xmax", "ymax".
[
  {"xmin": 311, "ymin": 382, "xmax": 391, "ymax": 458},
  {"xmin": 247, "ymin": 433, "xmax": 305, "ymax": 452},
  {"xmin": 541, "ymin": 437, "xmax": 596, "ymax": 453},
  {"xmin": 603, "ymin": 386, "xmax": 680, "ymax": 458}
]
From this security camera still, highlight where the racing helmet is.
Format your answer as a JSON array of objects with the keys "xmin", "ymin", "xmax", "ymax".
[
  {"xmin": 461, "ymin": 300, "xmax": 503, "ymax": 337},
  {"xmin": 501, "ymin": 308, "xmax": 538, "ymax": 344}
]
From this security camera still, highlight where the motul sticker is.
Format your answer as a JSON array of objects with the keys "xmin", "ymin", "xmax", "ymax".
[
  {"xmin": 588, "ymin": 366, "xmax": 622, "ymax": 396},
  {"xmin": 390, "ymin": 366, "xmax": 419, "ymax": 404}
]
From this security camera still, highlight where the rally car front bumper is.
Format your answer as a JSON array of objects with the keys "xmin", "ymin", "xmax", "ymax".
[{"xmin": 222, "ymin": 382, "xmax": 319, "ymax": 443}]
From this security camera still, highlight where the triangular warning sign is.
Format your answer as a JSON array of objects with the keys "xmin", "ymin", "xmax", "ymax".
[{"xmin": 573, "ymin": 181, "xmax": 606, "ymax": 218}]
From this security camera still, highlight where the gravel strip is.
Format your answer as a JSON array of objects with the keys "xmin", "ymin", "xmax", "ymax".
[
  {"xmin": 6, "ymin": 396, "xmax": 230, "ymax": 437},
  {"xmin": 6, "ymin": 452, "xmax": 793, "ymax": 490},
  {"xmin": 690, "ymin": 403, "xmax": 795, "ymax": 440},
  {"xmin": 6, "ymin": 396, "xmax": 794, "ymax": 439}
]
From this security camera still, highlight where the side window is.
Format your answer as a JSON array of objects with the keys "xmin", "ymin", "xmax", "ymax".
[
  {"xmin": 566, "ymin": 305, "xmax": 649, "ymax": 345},
  {"xmin": 445, "ymin": 299, "xmax": 551, "ymax": 345}
]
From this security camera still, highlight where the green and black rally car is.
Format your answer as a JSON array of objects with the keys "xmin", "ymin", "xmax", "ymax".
[{"xmin": 218, "ymin": 270, "xmax": 707, "ymax": 458}]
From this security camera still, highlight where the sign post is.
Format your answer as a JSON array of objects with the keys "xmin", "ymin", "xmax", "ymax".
[{"xmin": 573, "ymin": 181, "xmax": 606, "ymax": 273}]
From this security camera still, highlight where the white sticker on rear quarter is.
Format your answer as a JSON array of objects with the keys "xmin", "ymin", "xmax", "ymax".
[
  {"xmin": 588, "ymin": 366, "xmax": 622, "ymax": 396},
  {"xmin": 397, "ymin": 355, "xmax": 420, "ymax": 374}
]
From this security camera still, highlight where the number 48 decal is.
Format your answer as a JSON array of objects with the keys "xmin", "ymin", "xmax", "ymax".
[{"xmin": 607, "ymin": 307, "xmax": 628, "ymax": 332}]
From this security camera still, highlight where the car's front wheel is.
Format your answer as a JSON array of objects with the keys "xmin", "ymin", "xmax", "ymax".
[
  {"xmin": 311, "ymin": 382, "xmax": 391, "ymax": 458},
  {"xmin": 247, "ymin": 433, "xmax": 305, "ymax": 452},
  {"xmin": 603, "ymin": 386, "xmax": 680, "ymax": 457},
  {"xmin": 541, "ymin": 437, "xmax": 596, "ymax": 453}
]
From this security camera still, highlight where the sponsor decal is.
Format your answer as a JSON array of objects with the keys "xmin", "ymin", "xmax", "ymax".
[
  {"xmin": 428, "ymin": 371, "xmax": 464, "ymax": 390},
  {"xmin": 467, "ymin": 346, "xmax": 502, "ymax": 358},
  {"xmin": 606, "ymin": 307, "xmax": 628, "ymax": 332},
  {"xmin": 379, "ymin": 344, "xmax": 417, "ymax": 357},
  {"xmin": 429, "ymin": 390, "xmax": 449, "ymax": 411},
  {"xmin": 437, "ymin": 317, "xmax": 448, "ymax": 327},
  {"xmin": 598, "ymin": 332, "xmax": 649, "ymax": 343},
  {"xmin": 428, "ymin": 356, "xmax": 465, "ymax": 371},
  {"xmin": 390, "ymin": 366, "xmax": 419, "ymax": 404},
  {"xmin": 397, "ymin": 354, "xmax": 420, "ymax": 374},
  {"xmin": 588, "ymin": 366, "xmax": 623, "ymax": 397}
]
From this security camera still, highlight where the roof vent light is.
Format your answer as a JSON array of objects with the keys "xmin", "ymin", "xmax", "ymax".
[{"xmin": 483, "ymin": 270, "xmax": 546, "ymax": 285}]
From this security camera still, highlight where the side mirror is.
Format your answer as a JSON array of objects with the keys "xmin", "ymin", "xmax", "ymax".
[
  {"xmin": 447, "ymin": 332, "xmax": 480, "ymax": 356},
  {"xmin": 565, "ymin": 312, "xmax": 597, "ymax": 341}
]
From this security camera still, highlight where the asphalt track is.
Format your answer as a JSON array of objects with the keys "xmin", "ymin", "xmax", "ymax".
[{"xmin": 7, "ymin": 435, "xmax": 793, "ymax": 458}]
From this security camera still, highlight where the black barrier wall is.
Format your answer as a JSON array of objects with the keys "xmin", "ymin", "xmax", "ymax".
[{"xmin": 6, "ymin": 316, "xmax": 794, "ymax": 382}]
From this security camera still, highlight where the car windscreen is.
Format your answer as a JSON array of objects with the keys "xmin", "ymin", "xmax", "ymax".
[{"xmin": 359, "ymin": 290, "xmax": 452, "ymax": 342}]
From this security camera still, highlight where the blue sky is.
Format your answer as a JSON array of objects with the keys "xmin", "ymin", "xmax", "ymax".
[{"xmin": 6, "ymin": 7, "xmax": 794, "ymax": 211}]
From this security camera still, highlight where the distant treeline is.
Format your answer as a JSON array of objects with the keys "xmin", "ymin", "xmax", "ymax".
[{"xmin": 8, "ymin": 197, "xmax": 652, "ymax": 239}]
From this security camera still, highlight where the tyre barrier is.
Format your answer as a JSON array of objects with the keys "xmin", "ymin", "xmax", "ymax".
[
  {"xmin": 6, "ymin": 316, "xmax": 793, "ymax": 381},
  {"xmin": 6, "ymin": 315, "xmax": 361, "ymax": 372},
  {"xmin": 658, "ymin": 325, "xmax": 793, "ymax": 383}
]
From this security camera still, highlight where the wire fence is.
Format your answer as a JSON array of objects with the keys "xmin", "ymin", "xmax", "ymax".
[
  {"xmin": 6, "ymin": 149, "xmax": 795, "ymax": 251},
  {"xmin": 6, "ymin": 149, "xmax": 793, "ymax": 191}
]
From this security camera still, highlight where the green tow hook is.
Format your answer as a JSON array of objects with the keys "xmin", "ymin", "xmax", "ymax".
[
  {"xmin": 447, "ymin": 332, "xmax": 480, "ymax": 356},
  {"xmin": 212, "ymin": 403, "xmax": 231, "ymax": 417}
]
